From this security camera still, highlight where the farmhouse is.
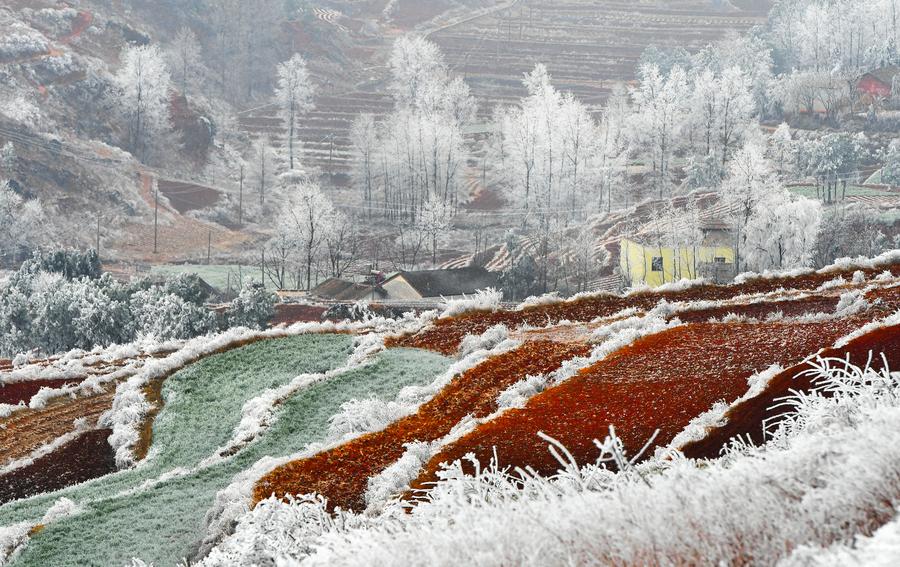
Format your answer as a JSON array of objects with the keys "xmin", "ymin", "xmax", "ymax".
[
  {"xmin": 619, "ymin": 221, "xmax": 735, "ymax": 288},
  {"xmin": 858, "ymin": 66, "xmax": 899, "ymax": 101},
  {"xmin": 380, "ymin": 267, "xmax": 499, "ymax": 301},
  {"xmin": 309, "ymin": 277, "xmax": 385, "ymax": 301}
]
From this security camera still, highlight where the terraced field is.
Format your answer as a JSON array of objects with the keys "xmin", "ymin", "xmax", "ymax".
[
  {"xmin": 431, "ymin": 0, "xmax": 770, "ymax": 114},
  {"xmin": 1, "ymin": 253, "xmax": 897, "ymax": 565},
  {"xmin": 1, "ymin": 334, "xmax": 450, "ymax": 566}
]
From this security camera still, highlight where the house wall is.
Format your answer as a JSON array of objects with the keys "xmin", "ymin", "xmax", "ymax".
[
  {"xmin": 858, "ymin": 75, "xmax": 892, "ymax": 98},
  {"xmin": 381, "ymin": 277, "xmax": 424, "ymax": 301},
  {"xmin": 619, "ymin": 239, "xmax": 734, "ymax": 288}
]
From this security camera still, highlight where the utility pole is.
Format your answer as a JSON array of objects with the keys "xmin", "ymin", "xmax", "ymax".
[
  {"xmin": 238, "ymin": 163, "xmax": 244, "ymax": 227},
  {"xmin": 207, "ymin": 229, "xmax": 212, "ymax": 265},
  {"xmin": 328, "ymin": 136, "xmax": 334, "ymax": 174},
  {"xmin": 96, "ymin": 213, "xmax": 101, "ymax": 255},
  {"xmin": 260, "ymin": 247, "xmax": 265, "ymax": 289},
  {"xmin": 153, "ymin": 179, "xmax": 159, "ymax": 254}
]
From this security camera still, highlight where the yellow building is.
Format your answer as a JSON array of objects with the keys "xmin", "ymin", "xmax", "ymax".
[{"xmin": 619, "ymin": 238, "xmax": 735, "ymax": 288}]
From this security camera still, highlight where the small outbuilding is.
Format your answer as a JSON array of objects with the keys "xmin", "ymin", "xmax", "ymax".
[
  {"xmin": 858, "ymin": 66, "xmax": 899, "ymax": 100},
  {"xmin": 380, "ymin": 267, "xmax": 499, "ymax": 301}
]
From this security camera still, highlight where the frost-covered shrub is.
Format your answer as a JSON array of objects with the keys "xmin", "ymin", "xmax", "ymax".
[
  {"xmin": 30, "ymin": 7, "xmax": 78, "ymax": 35},
  {"xmin": 496, "ymin": 374, "xmax": 548, "ymax": 409},
  {"xmin": 440, "ymin": 288, "xmax": 503, "ymax": 318},
  {"xmin": 0, "ymin": 22, "xmax": 49, "ymax": 60},
  {"xmin": 325, "ymin": 397, "xmax": 409, "ymax": 442},
  {"xmin": 225, "ymin": 283, "xmax": 276, "ymax": 330},
  {"xmin": 457, "ymin": 324, "xmax": 508, "ymax": 358},
  {"xmin": 130, "ymin": 286, "xmax": 217, "ymax": 340},
  {"xmin": 0, "ymin": 95, "xmax": 42, "ymax": 125},
  {"xmin": 0, "ymin": 250, "xmax": 222, "ymax": 356}
]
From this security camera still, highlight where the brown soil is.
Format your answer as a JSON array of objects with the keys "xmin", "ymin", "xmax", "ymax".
[
  {"xmin": 254, "ymin": 341, "xmax": 591, "ymax": 512},
  {"xmin": 680, "ymin": 323, "xmax": 900, "ymax": 459},
  {"xmin": 0, "ymin": 429, "xmax": 116, "ymax": 504},
  {"xmin": 408, "ymin": 317, "xmax": 869, "ymax": 497},
  {"xmin": 0, "ymin": 386, "xmax": 117, "ymax": 467},
  {"xmin": 0, "ymin": 378, "xmax": 86, "ymax": 406}
]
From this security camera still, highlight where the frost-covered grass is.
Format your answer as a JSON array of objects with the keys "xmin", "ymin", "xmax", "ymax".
[
  {"xmin": 200, "ymin": 356, "xmax": 900, "ymax": 567},
  {"xmin": 0, "ymin": 335, "xmax": 352, "ymax": 525},
  {"xmin": 5, "ymin": 344, "xmax": 449, "ymax": 567}
]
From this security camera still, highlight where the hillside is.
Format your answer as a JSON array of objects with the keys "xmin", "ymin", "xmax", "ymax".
[{"xmin": 0, "ymin": 251, "xmax": 897, "ymax": 565}]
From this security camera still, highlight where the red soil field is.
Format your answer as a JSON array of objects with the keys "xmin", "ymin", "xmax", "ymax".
[
  {"xmin": 867, "ymin": 285, "xmax": 900, "ymax": 311},
  {"xmin": 0, "ymin": 429, "xmax": 116, "ymax": 504},
  {"xmin": 254, "ymin": 341, "xmax": 591, "ymax": 512},
  {"xmin": 408, "ymin": 316, "xmax": 872, "ymax": 495},
  {"xmin": 680, "ymin": 323, "xmax": 900, "ymax": 459},
  {"xmin": 270, "ymin": 304, "xmax": 328, "ymax": 326},
  {"xmin": 390, "ymin": 263, "xmax": 900, "ymax": 354},
  {"xmin": 0, "ymin": 378, "xmax": 85, "ymax": 406}
]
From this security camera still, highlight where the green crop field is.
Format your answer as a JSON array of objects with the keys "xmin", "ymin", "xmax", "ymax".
[{"xmin": 4, "ymin": 334, "xmax": 449, "ymax": 567}]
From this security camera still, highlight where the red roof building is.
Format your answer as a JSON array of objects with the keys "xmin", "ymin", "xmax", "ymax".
[{"xmin": 858, "ymin": 66, "xmax": 899, "ymax": 100}]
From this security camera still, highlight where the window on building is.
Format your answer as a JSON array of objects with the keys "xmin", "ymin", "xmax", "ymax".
[
  {"xmin": 714, "ymin": 257, "xmax": 728, "ymax": 264},
  {"xmin": 651, "ymin": 256, "xmax": 664, "ymax": 272}
]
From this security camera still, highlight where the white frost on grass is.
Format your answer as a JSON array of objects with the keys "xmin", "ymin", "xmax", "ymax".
[
  {"xmin": 200, "ymin": 357, "xmax": 900, "ymax": 567},
  {"xmin": 457, "ymin": 324, "xmax": 508, "ymax": 358},
  {"xmin": 783, "ymin": 513, "xmax": 900, "ymax": 567},
  {"xmin": 200, "ymin": 334, "xmax": 386, "ymax": 466},
  {"xmin": 0, "ymin": 497, "xmax": 80, "ymax": 565},
  {"xmin": 496, "ymin": 374, "xmax": 548, "ymax": 410},
  {"xmin": 363, "ymin": 441, "xmax": 435, "ymax": 514},
  {"xmin": 99, "ymin": 319, "xmax": 414, "ymax": 469},
  {"xmin": 197, "ymin": 328, "xmax": 522, "ymax": 558}
]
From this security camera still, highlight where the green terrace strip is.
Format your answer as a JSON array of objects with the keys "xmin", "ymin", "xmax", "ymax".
[{"xmin": 3, "ymin": 337, "xmax": 449, "ymax": 567}]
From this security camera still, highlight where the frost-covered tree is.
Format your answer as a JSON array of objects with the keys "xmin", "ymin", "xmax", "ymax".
[
  {"xmin": 630, "ymin": 64, "xmax": 690, "ymax": 197},
  {"xmin": 275, "ymin": 54, "xmax": 315, "ymax": 170},
  {"xmin": 417, "ymin": 194, "xmax": 454, "ymax": 265},
  {"xmin": 275, "ymin": 174, "xmax": 336, "ymax": 290},
  {"xmin": 388, "ymin": 35, "xmax": 446, "ymax": 107},
  {"xmin": 358, "ymin": 37, "xmax": 474, "ymax": 220},
  {"xmin": 689, "ymin": 66, "xmax": 755, "ymax": 165},
  {"xmin": 324, "ymin": 211, "xmax": 359, "ymax": 279},
  {"xmin": 115, "ymin": 44, "xmax": 172, "ymax": 161},
  {"xmin": 768, "ymin": 123, "xmax": 794, "ymax": 177},
  {"xmin": 0, "ymin": 180, "xmax": 45, "ymax": 262},
  {"xmin": 722, "ymin": 142, "xmax": 780, "ymax": 274},
  {"xmin": 743, "ymin": 192, "xmax": 822, "ymax": 272},
  {"xmin": 225, "ymin": 283, "xmax": 276, "ymax": 329},
  {"xmin": 350, "ymin": 113, "xmax": 378, "ymax": 217},
  {"xmin": 796, "ymin": 133, "xmax": 867, "ymax": 202},
  {"xmin": 812, "ymin": 203, "xmax": 889, "ymax": 267},
  {"xmin": 169, "ymin": 26, "xmax": 202, "ymax": 96},
  {"xmin": 130, "ymin": 286, "xmax": 216, "ymax": 340},
  {"xmin": 495, "ymin": 64, "xmax": 610, "ymax": 216},
  {"xmin": 881, "ymin": 139, "xmax": 900, "ymax": 186}
]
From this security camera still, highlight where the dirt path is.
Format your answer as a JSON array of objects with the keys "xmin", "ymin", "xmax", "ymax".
[{"xmin": 119, "ymin": 171, "xmax": 252, "ymax": 262}]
